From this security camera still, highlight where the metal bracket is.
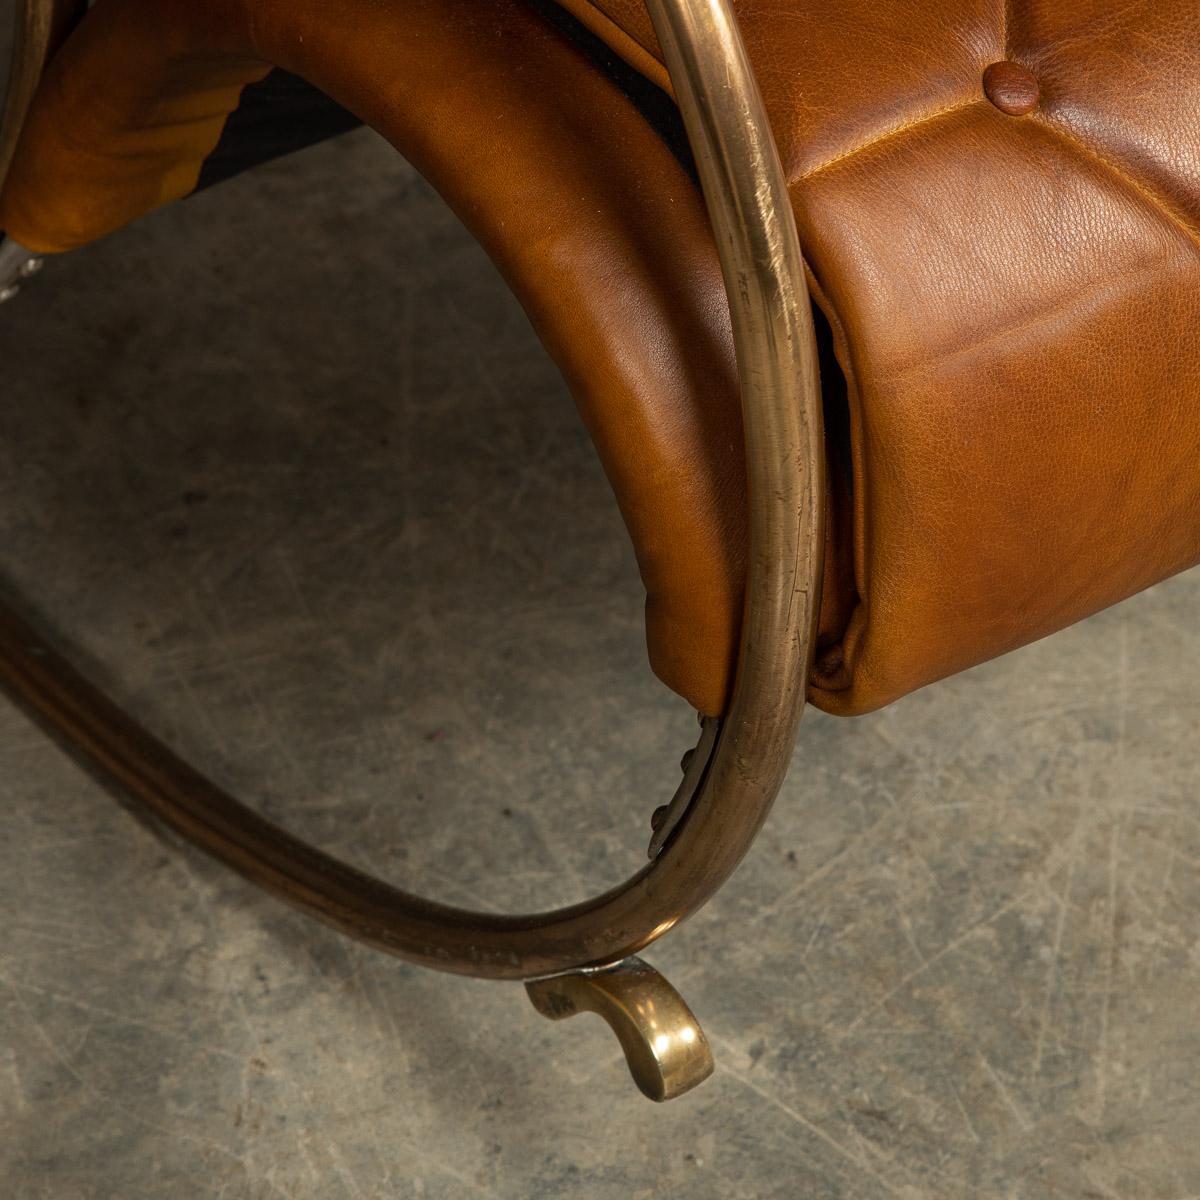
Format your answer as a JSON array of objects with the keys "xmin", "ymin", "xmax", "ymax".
[
  {"xmin": 0, "ymin": 237, "xmax": 43, "ymax": 303},
  {"xmin": 647, "ymin": 714, "xmax": 720, "ymax": 859}
]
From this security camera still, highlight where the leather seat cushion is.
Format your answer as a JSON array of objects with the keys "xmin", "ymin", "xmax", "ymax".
[
  {"xmin": 4, "ymin": 0, "xmax": 1200, "ymax": 716},
  {"xmin": 566, "ymin": 0, "xmax": 1200, "ymax": 711}
]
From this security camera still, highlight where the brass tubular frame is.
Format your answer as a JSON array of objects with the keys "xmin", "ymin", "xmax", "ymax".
[{"xmin": 0, "ymin": 0, "xmax": 823, "ymax": 981}]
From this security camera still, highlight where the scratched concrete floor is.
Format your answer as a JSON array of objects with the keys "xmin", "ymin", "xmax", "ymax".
[{"xmin": 4, "ymin": 68, "xmax": 1200, "ymax": 1200}]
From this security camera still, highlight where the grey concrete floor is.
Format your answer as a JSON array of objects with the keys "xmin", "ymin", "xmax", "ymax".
[{"xmin": 4, "ymin": 45, "xmax": 1200, "ymax": 1200}]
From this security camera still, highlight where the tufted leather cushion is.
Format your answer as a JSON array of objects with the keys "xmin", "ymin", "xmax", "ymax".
[
  {"xmin": 565, "ymin": 0, "xmax": 1200, "ymax": 712},
  {"xmin": 4, "ymin": 0, "xmax": 1200, "ymax": 716}
]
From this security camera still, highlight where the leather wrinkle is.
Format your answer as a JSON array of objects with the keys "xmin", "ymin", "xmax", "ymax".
[
  {"xmin": 796, "ymin": 96, "xmax": 983, "ymax": 186},
  {"xmin": 883, "ymin": 248, "xmax": 1186, "ymax": 385},
  {"xmin": 1036, "ymin": 115, "xmax": 1200, "ymax": 252}
]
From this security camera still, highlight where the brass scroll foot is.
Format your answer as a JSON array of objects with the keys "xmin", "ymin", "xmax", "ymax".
[{"xmin": 525, "ymin": 957, "xmax": 713, "ymax": 1101}]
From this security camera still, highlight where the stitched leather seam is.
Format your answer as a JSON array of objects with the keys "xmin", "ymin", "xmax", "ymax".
[
  {"xmin": 797, "ymin": 96, "xmax": 981, "ymax": 185},
  {"xmin": 1037, "ymin": 117, "xmax": 1200, "ymax": 254}
]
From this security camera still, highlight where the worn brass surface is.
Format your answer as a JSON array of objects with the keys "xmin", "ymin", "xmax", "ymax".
[
  {"xmin": 0, "ymin": 0, "xmax": 823, "ymax": 994},
  {"xmin": 0, "ymin": 1, "xmax": 83, "ymax": 189},
  {"xmin": 526, "ymin": 957, "xmax": 713, "ymax": 1101}
]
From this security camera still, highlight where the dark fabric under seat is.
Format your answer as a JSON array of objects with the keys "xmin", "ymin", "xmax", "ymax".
[
  {"xmin": 193, "ymin": 4, "xmax": 693, "ymax": 195},
  {"xmin": 195, "ymin": 69, "xmax": 363, "ymax": 193}
]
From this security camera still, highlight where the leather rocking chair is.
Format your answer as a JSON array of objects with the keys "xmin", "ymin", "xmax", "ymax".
[{"xmin": 2, "ymin": 0, "xmax": 1198, "ymax": 1101}]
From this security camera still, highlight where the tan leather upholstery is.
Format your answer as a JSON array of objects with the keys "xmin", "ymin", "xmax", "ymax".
[
  {"xmin": 0, "ymin": 0, "xmax": 751, "ymax": 715},
  {"xmin": 5, "ymin": 0, "xmax": 1200, "ymax": 716}
]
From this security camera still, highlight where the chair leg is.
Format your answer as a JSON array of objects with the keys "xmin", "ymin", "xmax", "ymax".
[
  {"xmin": 0, "ymin": 236, "xmax": 42, "ymax": 301},
  {"xmin": 526, "ymin": 957, "xmax": 713, "ymax": 1101}
]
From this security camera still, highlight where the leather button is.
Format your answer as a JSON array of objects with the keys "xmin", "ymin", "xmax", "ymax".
[{"xmin": 983, "ymin": 61, "xmax": 1040, "ymax": 115}]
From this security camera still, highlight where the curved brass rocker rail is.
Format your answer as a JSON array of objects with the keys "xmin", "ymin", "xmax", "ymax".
[{"xmin": 0, "ymin": 0, "xmax": 824, "ymax": 1098}]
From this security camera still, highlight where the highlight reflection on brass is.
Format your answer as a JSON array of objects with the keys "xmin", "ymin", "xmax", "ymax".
[{"xmin": 526, "ymin": 958, "xmax": 713, "ymax": 1102}]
